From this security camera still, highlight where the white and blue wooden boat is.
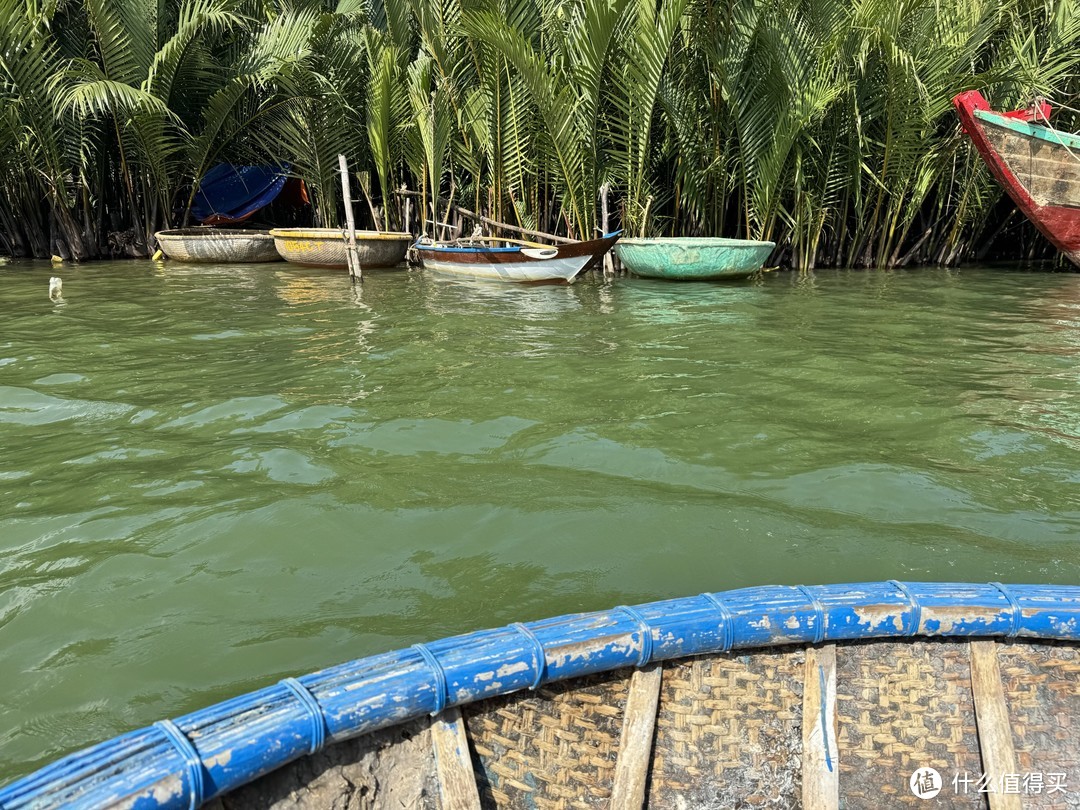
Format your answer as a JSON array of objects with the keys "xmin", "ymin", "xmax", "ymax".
[
  {"xmin": 415, "ymin": 232, "xmax": 621, "ymax": 282},
  {"xmin": 1, "ymin": 581, "xmax": 1078, "ymax": 808}
]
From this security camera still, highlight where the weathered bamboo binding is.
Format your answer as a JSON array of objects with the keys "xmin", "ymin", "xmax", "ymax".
[{"xmin": 2, "ymin": 582, "xmax": 1078, "ymax": 809}]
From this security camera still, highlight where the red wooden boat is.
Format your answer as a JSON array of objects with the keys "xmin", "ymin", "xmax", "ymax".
[{"xmin": 953, "ymin": 90, "xmax": 1080, "ymax": 267}]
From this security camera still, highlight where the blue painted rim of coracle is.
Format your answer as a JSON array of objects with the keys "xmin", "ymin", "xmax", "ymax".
[{"xmin": 1, "ymin": 580, "xmax": 1078, "ymax": 809}]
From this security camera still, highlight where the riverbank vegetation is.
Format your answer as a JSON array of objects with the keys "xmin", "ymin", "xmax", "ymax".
[{"xmin": 2, "ymin": 0, "xmax": 1078, "ymax": 266}]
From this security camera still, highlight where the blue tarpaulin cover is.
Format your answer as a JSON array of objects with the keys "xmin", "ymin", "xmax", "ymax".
[{"xmin": 191, "ymin": 164, "xmax": 289, "ymax": 225}]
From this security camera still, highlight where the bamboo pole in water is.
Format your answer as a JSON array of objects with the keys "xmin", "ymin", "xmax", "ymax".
[
  {"xmin": 600, "ymin": 183, "xmax": 614, "ymax": 276},
  {"xmin": 338, "ymin": 154, "xmax": 361, "ymax": 282},
  {"xmin": 402, "ymin": 185, "xmax": 412, "ymax": 236}
]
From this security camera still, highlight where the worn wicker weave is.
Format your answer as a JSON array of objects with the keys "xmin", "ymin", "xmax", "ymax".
[
  {"xmin": 5, "ymin": 582, "xmax": 1080, "ymax": 810},
  {"xmin": 270, "ymin": 228, "xmax": 411, "ymax": 268},
  {"xmin": 155, "ymin": 229, "xmax": 282, "ymax": 263},
  {"xmin": 206, "ymin": 638, "xmax": 1080, "ymax": 810}
]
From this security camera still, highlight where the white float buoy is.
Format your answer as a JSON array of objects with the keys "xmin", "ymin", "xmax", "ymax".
[{"xmin": 49, "ymin": 276, "xmax": 62, "ymax": 300}]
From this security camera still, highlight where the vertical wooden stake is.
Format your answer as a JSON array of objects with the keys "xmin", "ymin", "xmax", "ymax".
[
  {"xmin": 600, "ymin": 183, "xmax": 614, "ymax": 276},
  {"xmin": 338, "ymin": 154, "xmax": 361, "ymax": 283}
]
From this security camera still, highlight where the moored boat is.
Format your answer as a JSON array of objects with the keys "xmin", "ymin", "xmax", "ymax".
[
  {"xmin": 270, "ymin": 228, "xmax": 412, "ymax": 269},
  {"xmin": 1, "ymin": 581, "xmax": 1078, "ymax": 808},
  {"xmin": 415, "ymin": 231, "xmax": 621, "ymax": 282},
  {"xmin": 954, "ymin": 90, "xmax": 1080, "ymax": 267},
  {"xmin": 616, "ymin": 236, "xmax": 775, "ymax": 280},
  {"xmin": 154, "ymin": 228, "xmax": 282, "ymax": 263}
]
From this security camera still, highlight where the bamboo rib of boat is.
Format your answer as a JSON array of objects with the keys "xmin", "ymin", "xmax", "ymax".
[{"xmin": 1, "ymin": 581, "xmax": 1078, "ymax": 809}]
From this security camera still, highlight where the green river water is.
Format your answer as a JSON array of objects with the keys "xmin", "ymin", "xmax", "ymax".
[{"xmin": 2, "ymin": 261, "xmax": 1079, "ymax": 783}]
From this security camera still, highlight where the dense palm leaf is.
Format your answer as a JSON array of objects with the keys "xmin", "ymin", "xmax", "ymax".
[
  {"xmin": 2, "ymin": 0, "xmax": 1079, "ymax": 265},
  {"xmin": 366, "ymin": 35, "xmax": 410, "ymax": 228},
  {"xmin": 606, "ymin": 0, "xmax": 689, "ymax": 236}
]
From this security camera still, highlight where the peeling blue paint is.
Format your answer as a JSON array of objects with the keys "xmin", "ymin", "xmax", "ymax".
[{"xmin": 1, "ymin": 581, "xmax": 1078, "ymax": 809}]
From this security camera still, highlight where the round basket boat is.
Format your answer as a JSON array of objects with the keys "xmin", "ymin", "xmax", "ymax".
[
  {"xmin": 270, "ymin": 228, "xmax": 412, "ymax": 269},
  {"xmin": 616, "ymin": 236, "xmax": 775, "ymax": 280},
  {"xmin": 154, "ymin": 229, "xmax": 282, "ymax": 263},
  {"xmin": 3, "ymin": 581, "xmax": 1079, "ymax": 809}
]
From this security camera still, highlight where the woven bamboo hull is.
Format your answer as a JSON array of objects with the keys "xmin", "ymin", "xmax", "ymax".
[
  {"xmin": 155, "ymin": 229, "xmax": 282, "ymax": 263},
  {"xmin": 211, "ymin": 638, "xmax": 1079, "ymax": 809},
  {"xmin": 4, "ymin": 582, "xmax": 1080, "ymax": 810},
  {"xmin": 615, "ymin": 237, "xmax": 775, "ymax": 280},
  {"xmin": 269, "ymin": 228, "xmax": 411, "ymax": 269}
]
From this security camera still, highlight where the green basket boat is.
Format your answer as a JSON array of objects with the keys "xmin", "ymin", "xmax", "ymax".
[{"xmin": 616, "ymin": 236, "xmax": 775, "ymax": 280}]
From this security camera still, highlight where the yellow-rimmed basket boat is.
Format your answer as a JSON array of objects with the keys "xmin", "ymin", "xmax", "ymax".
[{"xmin": 270, "ymin": 228, "xmax": 412, "ymax": 269}]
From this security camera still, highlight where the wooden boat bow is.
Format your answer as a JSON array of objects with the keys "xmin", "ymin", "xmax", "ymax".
[{"xmin": 954, "ymin": 90, "xmax": 1080, "ymax": 266}]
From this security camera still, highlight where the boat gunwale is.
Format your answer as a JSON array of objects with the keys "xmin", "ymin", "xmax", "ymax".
[
  {"xmin": 616, "ymin": 236, "xmax": 777, "ymax": 249},
  {"xmin": 268, "ymin": 228, "xmax": 412, "ymax": 241},
  {"xmin": 972, "ymin": 107, "xmax": 1080, "ymax": 150},
  {"xmin": 417, "ymin": 244, "xmax": 523, "ymax": 253},
  {"xmin": 155, "ymin": 229, "xmax": 275, "ymax": 239},
  {"xmin": 414, "ymin": 231, "xmax": 622, "ymax": 259},
  {"xmin": 3, "ymin": 580, "xmax": 1079, "ymax": 808}
]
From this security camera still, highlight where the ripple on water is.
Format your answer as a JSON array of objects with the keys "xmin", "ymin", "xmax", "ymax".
[
  {"xmin": 33, "ymin": 373, "xmax": 87, "ymax": 385},
  {"xmin": 226, "ymin": 449, "xmax": 336, "ymax": 485},
  {"xmin": 0, "ymin": 387, "xmax": 133, "ymax": 425},
  {"xmin": 330, "ymin": 415, "xmax": 537, "ymax": 456},
  {"xmin": 231, "ymin": 405, "xmax": 357, "ymax": 434},
  {"xmin": 64, "ymin": 448, "xmax": 166, "ymax": 465},
  {"xmin": 2, "ymin": 265, "xmax": 1080, "ymax": 787},
  {"xmin": 140, "ymin": 480, "xmax": 206, "ymax": 497},
  {"xmin": 157, "ymin": 396, "xmax": 289, "ymax": 429}
]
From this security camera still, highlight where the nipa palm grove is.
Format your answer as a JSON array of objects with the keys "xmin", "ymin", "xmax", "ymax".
[{"xmin": 1, "ymin": 0, "xmax": 1079, "ymax": 267}]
